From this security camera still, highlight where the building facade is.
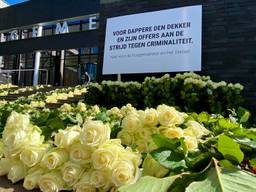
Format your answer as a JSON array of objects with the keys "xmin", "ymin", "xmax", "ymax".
[
  {"xmin": 0, "ymin": 0, "xmax": 256, "ymax": 112},
  {"xmin": 0, "ymin": 0, "xmax": 8, "ymax": 8},
  {"xmin": 0, "ymin": 0, "xmax": 99, "ymax": 86}
]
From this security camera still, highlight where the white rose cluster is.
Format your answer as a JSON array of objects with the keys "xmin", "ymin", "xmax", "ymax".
[
  {"xmin": 0, "ymin": 112, "xmax": 141, "ymax": 192},
  {"xmin": 0, "ymin": 111, "xmax": 48, "ymax": 186},
  {"xmin": 117, "ymin": 104, "xmax": 209, "ymax": 153}
]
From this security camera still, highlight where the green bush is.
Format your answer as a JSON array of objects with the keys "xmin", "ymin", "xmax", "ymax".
[{"xmin": 85, "ymin": 72, "xmax": 244, "ymax": 114}]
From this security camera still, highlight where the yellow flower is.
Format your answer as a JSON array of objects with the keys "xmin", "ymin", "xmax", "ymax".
[
  {"xmin": 74, "ymin": 170, "xmax": 96, "ymax": 192},
  {"xmin": 80, "ymin": 120, "xmax": 111, "ymax": 147},
  {"xmin": 91, "ymin": 140, "xmax": 122, "ymax": 170},
  {"xmin": 61, "ymin": 161, "xmax": 84, "ymax": 187},
  {"xmin": 162, "ymin": 127, "xmax": 184, "ymax": 139},
  {"xmin": 117, "ymin": 130, "xmax": 135, "ymax": 146},
  {"xmin": 54, "ymin": 125, "xmax": 81, "ymax": 149},
  {"xmin": 41, "ymin": 148, "xmax": 68, "ymax": 170},
  {"xmin": 23, "ymin": 167, "xmax": 44, "ymax": 190},
  {"xmin": 157, "ymin": 105, "xmax": 184, "ymax": 126},
  {"xmin": 20, "ymin": 144, "xmax": 49, "ymax": 167},
  {"xmin": 69, "ymin": 144, "xmax": 93, "ymax": 165},
  {"xmin": 111, "ymin": 160, "xmax": 140, "ymax": 187},
  {"xmin": 38, "ymin": 171, "xmax": 64, "ymax": 192},
  {"xmin": 184, "ymin": 136, "xmax": 198, "ymax": 151},
  {"xmin": 7, "ymin": 160, "xmax": 27, "ymax": 183},
  {"xmin": 144, "ymin": 108, "xmax": 158, "ymax": 127}
]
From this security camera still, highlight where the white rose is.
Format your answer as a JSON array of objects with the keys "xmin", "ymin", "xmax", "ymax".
[
  {"xmin": 92, "ymin": 140, "xmax": 122, "ymax": 170},
  {"xmin": 111, "ymin": 160, "xmax": 140, "ymax": 187},
  {"xmin": 75, "ymin": 184, "xmax": 96, "ymax": 192},
  {"xmin": 3, "ymin": 130, "xmax": 28, "ymax": 156},
  {"xmin": 90, "ymin": 105, "xmax": 100, "ymax": 114},
  {"xmin": 135, "ymin": 140, "xmax": 149, "ymax": 153},
  {"xmin": 60, "ymin": 103, "xmax": 72, "ymax": 112},
  {"xmin": 121, "ymin": 113, "xmax": 143, "ymax": 132},
  {"xmin": 0, "ymin": 139, "xmax": 4, "ymax": 158},
  {"xmin": 134, "ymin": 128, "xmax": 152, "ymax": 141},
  {"xmin": 0, "ymin": 158, "xmax": 11, "ymax": 176},
  {"xmin": 119, "ymin": 147, "xmax": 141, "ymax": 166},
  {"xmin": 77, "ymin": 102, "xmax": 87, "ymax": 112},
  {"xmin": 144, "ymin": 108, "xmax": 159, "ymax": 127},
  {"xmin": 38, "ymin": 171, "xmax": 65, "ymax": 192},
  {"xmin": 74, "ymin": 170, "xmax": 96, "ymax": 192},
  {"xmin": 28, "ymin": 126, "xmax": 44, "ymax": 146},
  {"xmin": 74, "ymin": 88, "xmax": 82, "ymax": 95},
  {"xmin": 162, "ymin": 127, "xmax": 184, "ymax": 139},
  {"xmin": 120, "ymin": 104, "xmax": 136, "ymax": 116},
  {"xmin": 46, "ymin": 96, "xmax": 58, "ymax": 103},
  {"xmin": 90, "ymin": 170, "xmax": 112, "ymax": 191},
  {"xmin": 80, "ymin": 88, "xmax": 87, "ymax": 93},
  {"xmin": 69, "ymin": 144, "xmax": 93, "ymax": 165},
  {"xmin": 4, "ymin": 111, "xmax": 30, "ymax": 132},
  {"xmin": 23, "ymin": 167, "xmax": 44, "ymax": 190},
  {"xmin": 61, "ymin": 161, "xmax": 84, "ymax": 187},
  {"xmin": 54, "ymin": 126, "xmax": 81, "ymax": 149},
  {"xmin": 184, "ymin": 136, "xmax": 198, "ymax": 151},
  {"xmin": 41, "ymin": 148, "xmax": 69, "ymax": 170},
  {"xmin": 68, "ymin": 91, "xmax": 74, "ymax": 97},
  {"xmin": 117, "ymin": 130, "xmax": 135, "ymax": 146},
  {"xmin": 20, "ymin": 144, "xmax": 49, "ymax": 167},
  {"xmin": 8, "ymin": 160, "xmax": 27, "ymax": 183},
  {"xmin": 107, "ymin": 107, "xmax": 123, "ymax": 119},
  {"xmin": 157, "ymin": 105, "xmax": 184, "ymax": 126},
  {"xmin": 80, "ymin": 120, "xmax": 111, "ymax": 147},
  {"xmin": 185, "ymin": 120, "xmax": 210, "ymax": 138}
]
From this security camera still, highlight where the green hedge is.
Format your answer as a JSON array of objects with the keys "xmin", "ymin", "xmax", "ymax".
[{"xmin": 85, "ymin": 72, "xmax": 244, "ymax": 115}]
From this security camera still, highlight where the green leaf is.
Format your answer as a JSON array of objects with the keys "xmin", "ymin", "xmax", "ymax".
[
  {"xmin": 151, "ymin": 148, "xmax": 187, "ymax": 171},
  {"xmin": 235, "ymin": 137, "xmax": 256, "ymax": 151},
  {"xmin": 197, "ymin": 112, "xmax": 210, "ymax": 123},
  {"xmin": 46, "ymin": 117, "xmax": 65, "ymax": 131},
  {"xmin": 94, "ymin": 112, "xmax": 109, "ymax": 122},
  {"xmin": 217, "ymin": 135, "xmax": 244, "ymax": 164},
  {"xmin": 118, "ymin": 175, "xmax": 178, "ymax": 192},
  {"xmin": 142, "ymin": 154, "xmax": 169, "ymax": 178},
  {"xmin": 218, "ymin": 119, "xmax": 239, "ymax": 129},
  {"xmin": 219, "ymin": 160, "xmax": 235, "ymax": 169},
  {"xmin": 237, "ymin": 107, "xmax": 250, "ymax": 123},
  {"xmin": 186, "ymin": 160, "xmax": 256, "ymax": 192},
  {"xmin": 186, "ymin": 152, "xmax": 212, "ymax": 171},
  {"xmin": 152, "ymin": 134, "xmax": 186, "ymax": 154}
]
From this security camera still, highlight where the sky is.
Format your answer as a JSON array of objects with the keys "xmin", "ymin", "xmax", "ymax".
[{"xmin": 5, "ymin": 0, "xmax": 28, "ymax": 5}]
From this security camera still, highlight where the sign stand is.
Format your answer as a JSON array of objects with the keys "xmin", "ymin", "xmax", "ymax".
[{"xmin": 117, "ymin": 74, "xmax": 122, "ymax": 81}]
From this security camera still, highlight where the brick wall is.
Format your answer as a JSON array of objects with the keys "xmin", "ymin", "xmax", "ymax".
[{"xmin": 98, "ymin": 0, "xmax": 256, "ymax": 113}]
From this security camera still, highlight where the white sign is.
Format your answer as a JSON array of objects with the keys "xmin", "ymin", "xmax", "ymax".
[{"xmin": 103, "ymin": 5, "xmax": 202, "ymax": 74}]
